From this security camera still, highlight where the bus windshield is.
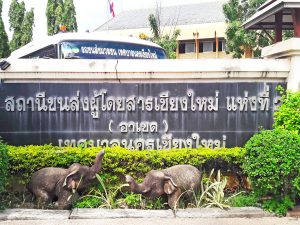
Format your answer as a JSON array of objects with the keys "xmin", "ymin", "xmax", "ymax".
[{"xmin": 60, "ymin": 40, "xmax": 167, "ymax": 59}]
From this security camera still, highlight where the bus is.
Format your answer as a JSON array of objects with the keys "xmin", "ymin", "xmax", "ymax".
[{"xmin": 7, "ymin": 33, "xmax": 167, "ymax": 60}]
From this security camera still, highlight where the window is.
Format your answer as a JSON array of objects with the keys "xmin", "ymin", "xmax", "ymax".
[
  {"xmin": 179, "ymin": 43, "xmax": 185, "ymax": 54},
  {"xmin": 179, "ymin": 41, "xmax": 195, "ymax": 53},
  {"xmin": 200, "ymin": 41, "xmax": 214, "ymax": 52},
  {"xmin": 199, "ymin": 40, "xmax": 226, "ymax": 53},
  {"xmin": 59, "ymin": 41, "xmax": 167, "ymax": 59},
  {"xmin": 213, "ymin": 41, "xmax": 224, "ymax": 52},
  {"xmin": 202, "ymin": 42, "xmax": 213, "ymax": 52},
  {"xmin": 21, "ymin": 45, "xmax": 57, "ymax": 59},
  {"xmin": 179, "ymin": 40, "xmax": 226, "ymax": 54},
  {"xmin": 185, "ymin": 43, "xmax": 195, "ymax": 53},
  {"xmin": 222, "ymin": 41, "xmax": 227, "ymax": 51}
]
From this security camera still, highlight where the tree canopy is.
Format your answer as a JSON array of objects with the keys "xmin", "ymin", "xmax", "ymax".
[
  {"xmin": 21, "ymin": 8, "xmax": 34, "ymax": 47},
  {"xmin": 9, "ymin": 0, "xmax": 25, "ymax": 51},
  {"xmin": 0, "ymin": 0, "xmax": 10, "ymax": 58},
  {"xmin": 63, "ymin": 0, "xmax": 77, "ymax": 32},
  {"xmin": 223, "ymin": 0, "xmax": 271, "ymax": 58},
  {"xmin": 9, "ymin": 0, "xmax": 34, "ymax": 52},
  {"xmin": 46, "ymin": 0, "xmax": 77, "ymax": 35},
  {"xmin": 54, "ymin": 0, "xmax": 64, "ymax": 34},
  {"xmin": 46, "ymin": 0, "xmax": 57, "ymax": 35},
  {"xmin": 148, "ymin": 13, "xmax": 180, "ymax": 59}
]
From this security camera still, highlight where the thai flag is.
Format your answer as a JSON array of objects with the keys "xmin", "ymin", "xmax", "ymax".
[{"xmin": 109, "ymin": 0, "xmax": 115, "ymax": 17}]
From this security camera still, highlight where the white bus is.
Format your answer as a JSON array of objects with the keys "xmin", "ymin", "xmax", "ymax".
[
  {"xmin": 7, "ymin": 33, "xmax": 167, "ymax": 60},
  {"xmin": 0, "ymin": 33, "xmax": 167, "ymax": 70}
]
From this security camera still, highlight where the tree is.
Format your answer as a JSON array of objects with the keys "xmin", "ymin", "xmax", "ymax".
[
  {"xmin": 46, "ymin": 0, "xmax": 63, "ymax": 35},
  {"xmin": 21, "ymin": 8, "xmax": 34, "ymax": 46},
  {"xmin": 47, "ymin": 0, "xmax": 77, "ymax": 35},
  {"xmin": 63, "ymin": 0, "xmax": 77, "ymax": 32},
  {"xmin": 46, "ymin": 0, "xmax": 56, "ymax": 35},
  {"xmin": 8, "ymin": 0, "xmax": 34, "ymax": 51},
  {"xmin": 54, "ymin": 0, "xmax": 64, "ymax": 34},
  {"xmin": 0, "ymin": 0, "xmax": 10, "ymax": 58},
  {"xmin": 223, "ymin": 0, "xmax": 272, "ymax": 58},
  {"xmin": 149, "ymin": 14, "xmax": 160, "ymax": 39},
  {"xmin": 148, "ymin": 13, "xmax": 180, "ymax": 59},
  {"xmin": 9, "ymin": 0, "xmax": 25, "ymax": 51}
]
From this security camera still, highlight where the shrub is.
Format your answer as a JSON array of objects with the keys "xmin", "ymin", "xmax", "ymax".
[
  {"xmin": 7, "ymin": 145, "xmax": 246, "ymax": 209},
  {"xmin": 262, "ymin": 196, "xmax": 295, "ymax": 216},
  {"xmin": 7, "ymin": 145, "xmax": 246, "ymax": 186},
  {"xmin": 123, "ymin": 193, "xmax": 142, "ymax": 209},
  {"xmin": 74, "ymin": 192, "xmax": 166, "ymax": 209},
  {"xmin": 189, "ymin": 169, "xmax": 230, "ymax": 209},
  {"xmin": 228, "ymin": 192, "xmax": 259, "ymax": 207},
  {"xmin": 73, "ymin": 196, "xmax": 102, "ymax": 208},
  {"xmin": 87, "ymin": 174, "xmax": 127, "ymax": 209},
  {"xmin": 187, "ymin": 169, "xmax": 243, "ymax": 210},
  {"xmin": 244, "ymin": 129, "xmax": 300, "ymax": 215},
  {"xmin": 273, "ymin": 88, "xmax": 300, "ymax": 134},
  {"xmin": 0, "ymin": 139, "xmax": 9, "ymax": 209}
]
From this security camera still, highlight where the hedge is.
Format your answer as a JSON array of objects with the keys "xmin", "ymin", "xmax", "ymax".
[
  {"xmin": 273, "ymin": 89, "xmax": 300, "ymax": 134},
  {"xmin": 7, "ymin": 145, "xmax": 246, "ymax": 185},
  {"xmin": 244, "ymin": 129, "xmax": 300, "ymax": 215},
  {"xmin": 0, "ymin": 139, "xmax": 9, "ymax": 209},
  {"xmin": 0, "ymin": 140, "xmax": 9, "ymax": 190}
]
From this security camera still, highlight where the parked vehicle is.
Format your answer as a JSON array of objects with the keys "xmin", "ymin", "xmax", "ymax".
[
  {"xmin": 0, "ymin": 33, "xmax": 167, "ymax": 70},
  {"xmin": 11, "ymin": 33, "xmax": 166, "ymax": 60}
]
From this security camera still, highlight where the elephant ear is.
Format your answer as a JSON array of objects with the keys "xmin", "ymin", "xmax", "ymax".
[
  {"xmin": 63, "ymin": 169, "xmax": 79, "ymax": 189},
  {"xmin": 163, "ymin": 176, "xmax": 178, "ymax": 194}
]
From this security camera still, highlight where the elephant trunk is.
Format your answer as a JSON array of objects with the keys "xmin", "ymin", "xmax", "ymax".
[
  {"xmin": 125, "ymin": 175, "xmax": 149, "ymax": 194},
  {"xmin": 91, "ymin": 150, "xmax": 105, "ymax": 173}
]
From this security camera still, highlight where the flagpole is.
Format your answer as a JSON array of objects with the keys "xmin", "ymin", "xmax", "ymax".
[
  {"xmin": 106, "ymin": 0, "xmax": 116, "ymax": 32},
  {"xmin": 106, "ymin": 0, "xmax": 110, "ymax": 33}
]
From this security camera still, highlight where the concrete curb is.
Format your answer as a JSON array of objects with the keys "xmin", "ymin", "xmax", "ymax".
[
  {"xmin": 0, "ymin": 207, "xmax": 274, "ymax": 220},
  {"xmin": 175, "ymin": 207, "xmax": 273, "ymax": 218},
  {"xmin": 0, "ymin": 209, "xmax": 70, "ymax": 220},
  {"xmin": 70, "ymin": 208, "xmax": 174, "ymax": 219}
]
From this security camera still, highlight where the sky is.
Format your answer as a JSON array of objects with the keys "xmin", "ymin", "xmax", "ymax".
[{"xmin": 2, "ymin": 0, "xmax": 221, "ymax": 41}]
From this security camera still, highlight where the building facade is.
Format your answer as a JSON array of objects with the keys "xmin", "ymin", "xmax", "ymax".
[{"xmin": 94, "ymin": 1, "xmax": 232, "ymax": 59}]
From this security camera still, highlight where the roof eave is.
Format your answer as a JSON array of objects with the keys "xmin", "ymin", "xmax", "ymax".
[
  {"xmin": 244, "ymin": 0, "xmax": 300, "ymax": 30},
  {"xmin": 243, "ymin": 1, "xmax": 284, "ymax": 29}
]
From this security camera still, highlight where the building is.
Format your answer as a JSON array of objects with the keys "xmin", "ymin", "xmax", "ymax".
[{"xmin": 94, "ymin": 1, "xmax": 232, "ymax": 59}]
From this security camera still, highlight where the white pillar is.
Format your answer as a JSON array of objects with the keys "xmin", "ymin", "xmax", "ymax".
[
  {"xmin": 262, "ymin": 38, "xmax": 300, "ymax": 91},
  {"xmin": 287, "ymin": 56, "xmax": 300, "ymax": 91}
]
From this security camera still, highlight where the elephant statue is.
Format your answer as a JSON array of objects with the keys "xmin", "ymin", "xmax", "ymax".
[
  {"xmin": 125, "ymin": 164, "xmax": 202, "ymax": 208},
  {"xmin": 27, "ymin": 150, "xmax": 105, "ymax": 209}
]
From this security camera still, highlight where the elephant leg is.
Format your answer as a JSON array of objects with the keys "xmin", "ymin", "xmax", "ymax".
[
  {"xmin": 56, "ymin": 191, "xmax": 79, "ymax": 210},
  {"xmin": 167, "ymin": 189, "xmax": 182, "ymax": 209},
  {"xmin": 35, "ymin": 190, "xmax": 51, "ymax": 209},
  {"xmin": 56, "ymin": 195, "xmax": 72, "ymax": 210}
]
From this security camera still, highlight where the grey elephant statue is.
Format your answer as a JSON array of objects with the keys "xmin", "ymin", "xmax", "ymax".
[
  {"xmin": 125, "ymin": 164, "xmax": 202, "ymax": 208},
  {"xmin": 27, "ymin": 150, "xmax": 105, "ymax": 209}
]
